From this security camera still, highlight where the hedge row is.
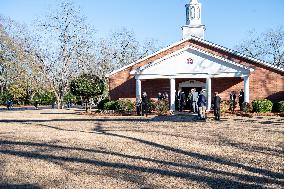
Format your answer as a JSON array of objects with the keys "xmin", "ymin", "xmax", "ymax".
[
  {"xmin": 99, "ymin": 99, "xmax": 170, "ymax": 114},
  {"xmin": 99, "ymin": 98, "xmax": 284, "ymax": 114}
]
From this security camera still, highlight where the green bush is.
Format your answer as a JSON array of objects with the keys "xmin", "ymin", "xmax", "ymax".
[
  {"xmin": 97, "ymin": 98, "xmax": 110, "ymax": 110},
  {"xmin": 0, "ymin": 92, "xmax": 13, "ymax": 105},
  {"xmin": 103, "ymin": 101, "xmax": 119, "ymax": 110},
  {"xmin": 154, "ymin": 100, "xmax": 169, "ymax": 115},
  {"xmin": 32, "ymin": 91, "xmax": 56, "ymax": 105},
  {"xmin": 274, "ymin": 101, "xmax": 284, "ymax": 112},
  {"xmin": 64, "ymin": 92, "xmax": 76, "ymax": 103},
  {"xmin": 103, "ymin": 99, "xmax": 135, "ymax": 113},
  {"xmin": 117, "ymin": 99, "xmax": 135, "ymax": 112},
  {"xmin": 252, "ymin": 99, "xmax": 273, "ymax": 113}
]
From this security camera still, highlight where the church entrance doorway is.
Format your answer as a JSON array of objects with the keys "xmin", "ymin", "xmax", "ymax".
[{"xmin": 178, "ymin": 80, "xmax": 206, "ymax": 110}]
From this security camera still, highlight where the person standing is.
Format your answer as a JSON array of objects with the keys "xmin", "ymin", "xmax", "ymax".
[
  {"xmin": 178, "ymin": 90, "xmax": 186, "ymax": 112},
  {"xmin": 34, "ymin": 100, "xmax": 39, "ymax": 110},
  {"xmin": 177, "ymin": 89, "xmax": 181, "ymax": 112},
  {"xmin": 191, "ymin": 88, "xmax": 199, "ymax": 113},
  {"xmin": 157, "ymin": 92, "xmax": 163, "ymax": 101},
  {"xmin": 229, "ymin": 91, "xmax": 236, "ymax": 113},
  {"xmin": 6, "ymin": 99, "xmax": 12, "ymax": 110},
  {"xmin": 141, "ymin": 92, "xmax": 149, "ymax": 117},
  {"xmin": 239, "ymin": 89, "xmax": 244, "ymax": 111},
  {"xmin": 197, "ymin": 90, "xmax": 207, "ymax": 120},
  {"xmin": 213, "ymin": 92, "xmax": 221, "ymax": 120},
  {"xmin": 164, "ymin": 92, "xmax": 169, "ymax": 102},
  {"xmin": 136, "ymin": 98, "xmax": 141, "ymax": 116}
]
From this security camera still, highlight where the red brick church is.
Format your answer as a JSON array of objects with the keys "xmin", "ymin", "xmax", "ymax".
[{"xmin": 107, "ymin": 0, "xmax": 284, "ymax": 112}]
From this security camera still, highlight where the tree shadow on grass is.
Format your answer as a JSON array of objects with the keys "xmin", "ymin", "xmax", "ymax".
[
  {"xmin": 0, "ymin": 114, "xmax": 211, "ymax": 123},
  {"xmin": 0, "ymin": 144, "xmax": 270, "ymax": 189},
  {"xmin": 93, "ymin": 124, "xmax": 284, "ymax": 181},
  {"xmin": 216, "ymin": 135, "xmax": 284, "ymax": 157},
  {"xmin": 0, "ymin": 184, "xmax": 41, "ymax": 189},
  {"xmin": 1, "ymin": 122, "xmax": 283, "ymax": 188}
]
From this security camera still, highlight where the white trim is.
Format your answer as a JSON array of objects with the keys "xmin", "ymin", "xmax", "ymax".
[
  {"xmin": 107, "ymin": 36, "xmax": 283, "ymax": 77},
  {"xmin": 206, "ymin": 77, "xmax": 212, "ymax": 111},
  {"xmin": 179, "ymin": 80, "xmax": 206, "ymax": 88},
  {"xmin": 132, "ymin": 45, "xmax": 254, "ymax": 75},
  {"xmin": 106, "ymin": 38, "xmax": 190, "ymax": 77},
  {"xmin": 135, "ymin": 72, "xmax": 249, "ymax": 80},
  {"xmin": 189, "ymin": 36, "xmax": 284, "ymax": 72},
  {"xmin": 136, "ymin": 79, "xmax": 141, "ymax": 102},
  {"xmin": 189, "ymin": 45, "xmax": 254, "ymax": 72},
  {"xmin": 170, "ymin": 78, "xmax": 176, "ymax": 112},
  {"xmin": 130, "ymin": 46, "xmax": 189, "ymax": 75},
  {"xmin": 244, "ymin": 75, "xmax": 250, "ymax": 103}
]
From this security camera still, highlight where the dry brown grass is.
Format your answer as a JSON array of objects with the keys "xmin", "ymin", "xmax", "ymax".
[{"xmin": 0, "ymin": 108, "xmax": 283, "ymax": 189}]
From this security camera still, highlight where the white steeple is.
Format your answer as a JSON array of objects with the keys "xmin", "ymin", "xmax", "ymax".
[{"xmin": 182, "ymin": 0, "xmax": 205, "ymax": 39}]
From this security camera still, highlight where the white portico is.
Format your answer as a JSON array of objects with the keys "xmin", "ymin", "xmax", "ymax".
[{"xmin": 131, "ymin": 45, "xmax": 253, "ymax": 112}]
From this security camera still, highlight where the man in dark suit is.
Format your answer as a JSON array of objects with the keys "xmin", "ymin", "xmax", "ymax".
[
  {"xmin": 213, "ymin": 92, "xmax": 221, "ymax": 120},
  {"xmin": 179, "ymin": 90, "xmax": 186, "ymax": 112}
]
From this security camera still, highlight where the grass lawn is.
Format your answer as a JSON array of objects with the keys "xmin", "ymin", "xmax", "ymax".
[{"xmin": 0, "ymin": 108, "xmax": 283, "ymax": 189}]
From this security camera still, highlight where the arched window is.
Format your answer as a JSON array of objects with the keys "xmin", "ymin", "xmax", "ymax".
[
  {"xmin": 191, "ymin": 7, "xmax": 195, "ymax": 19},
  {"xmin": 186, "ymin": 6, "xmax": 189, "ymax": 23},
  {"xmin": 196, "ymin": 7, "xmax": 201, "ymax": 19}
]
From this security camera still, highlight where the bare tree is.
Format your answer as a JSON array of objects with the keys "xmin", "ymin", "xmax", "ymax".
[
  {"xmin": 236, "ymin": 27, "xmax": 284, "ymax": 68},
  {"xmin": 35, "ymin": 1, "xmax": 95, "ymax": 108},
  {"xmin": 92, "ymin": 28, "xmax": 161, "ymax": 77},
  {"xmin": 1, "ymin": 5, "xmax": 161, "ymax": 106},
  {"xmin": 0, "ymin": 16, "xmax": 44, "ymax": 103}
]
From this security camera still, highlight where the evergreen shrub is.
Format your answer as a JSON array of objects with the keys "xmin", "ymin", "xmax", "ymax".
[
  {"xmin": 275, "ymin": 101, "xmax": 284, "ymax": 112},
  {"xmin": 103, "ymin": 101, "xmax": 119, "ymax": 110},
  {"xmin": 117, "ymin": 99, "xmax": 135, "ymax": 112},
  {"xmin": 252, "ymin": 99, "xmax": 273, "ymax": 113},
  {"xmin": 154, "ymin": 100, "xmax": 169, "ymax": 115}
]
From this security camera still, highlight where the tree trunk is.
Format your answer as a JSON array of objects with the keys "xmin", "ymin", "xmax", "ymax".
[
  {"xmin": 57, "ymin": 99, "xmax": 61, "ymax": 109},
  {"xmin": 85, "ymin": 98, "xmax": 91, "ymax": 113},
  {"xmin": 56, "ymin": 96, "xmax": 64, "ymax": 109}
]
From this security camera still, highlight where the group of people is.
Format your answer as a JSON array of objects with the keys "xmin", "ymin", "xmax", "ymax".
[
  {"xmin": 157, "ymin": 92, "xmax": 169, "ymax": 101},
  {"xmin": 229, "ymin": 89, "xmax": 245, "ymax": 113},
  {"xmin": 136, "ymin": 88, "xmax": 245, "ymax": 121},
  {"xmin": 176, "ymin": 88, "xmax": 208, "ymax": 120}
]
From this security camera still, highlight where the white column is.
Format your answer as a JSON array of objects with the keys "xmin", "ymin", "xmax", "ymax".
[
  {"xmin": 136, "ymin": 79, "xmax": 141, "ymax": 103},
  {"xmin": 206, "ymin": 77, "xmax": 212, "ymax": 111},
  {"xmin": 170, "ymin": 78, "xmax": 176, "ymax": 112},
  {"xmin": 244, "ymin": 76, "xmax": 250, "ymax": 103}
]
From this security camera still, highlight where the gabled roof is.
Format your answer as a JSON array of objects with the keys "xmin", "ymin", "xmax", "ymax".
[
  {"xmin": 107, "ymin": 36, "xmax": 284, "ymax": 77},
  {"xmin": 131, "ymin": 45, "xmax": 254, "ymax": 75}
]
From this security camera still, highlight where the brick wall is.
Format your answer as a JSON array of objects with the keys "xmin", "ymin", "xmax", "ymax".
[{"xmin": 108, "ymin": 39, "xmax": 284, "ymax": 102}]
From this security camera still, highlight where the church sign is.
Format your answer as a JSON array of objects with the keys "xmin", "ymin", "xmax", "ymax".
[{"xmin": 187, "ymin": 58, "xmax": 193, "ymax": 64}]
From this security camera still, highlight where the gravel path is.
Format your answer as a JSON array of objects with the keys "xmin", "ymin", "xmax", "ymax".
[{"xmin": 0, "ymin": 108, "xmax": 283, "ymax": 189}]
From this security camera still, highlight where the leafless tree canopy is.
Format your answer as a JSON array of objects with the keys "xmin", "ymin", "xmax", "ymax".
[
  {"xmin": 0, "ymin": 16, "xmax": 44, "ymax": 102},
  {"xmin": 236, "ymin": 27, "xmax": 284, "ymax": 68},
  {"xmin": 92, "ymin": 28, "xmax": 161, "ymax": 79},
  {"xmin": 0, "ymin": 1, "xmax": 160, "ymax": 107},
  {"xmin": 34, "ymin": 2, "xmax": 97, "ymax": 108}
]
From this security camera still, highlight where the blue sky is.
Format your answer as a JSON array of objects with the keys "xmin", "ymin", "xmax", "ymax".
[{"xmin": 0, "ymin": 0, "xmax": 283, "ymax": 49}]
